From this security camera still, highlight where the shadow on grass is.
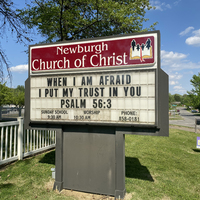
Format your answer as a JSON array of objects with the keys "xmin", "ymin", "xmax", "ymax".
[
  {"xmin": 0, "ymin": 183, "xmax": 14, "ymax": 189},
  {"xmin": 125, "ymin": 157, "xmax": 154, "ymax": 182},
  {"xmin": 39, "ymin": 150, "xmax": 55, "ymax": 165},
  {"xmin": 193, "ymin": 149, "xmax": 200, "ymax": 153}
]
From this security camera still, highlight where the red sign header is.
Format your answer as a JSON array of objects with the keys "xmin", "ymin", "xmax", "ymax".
[{"xmin": 30, "ymin": 35, "xmax": 155, "ymax": 73}]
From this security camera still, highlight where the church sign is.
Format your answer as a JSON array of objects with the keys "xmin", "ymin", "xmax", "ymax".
[
  {"xmin": 28, "ymin": 32, "xmax": 164, "ymax": 127},
  {"xmin": 30, "ymin": 35, "xmax": 155, "ymax": 73},
  {"xmin": 25, "ymin": 31, "xmax": 168, "ymax": 198}
]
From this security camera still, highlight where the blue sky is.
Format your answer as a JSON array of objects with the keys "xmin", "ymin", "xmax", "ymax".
[{"xmin": 3, "ymin": 0, "xmax": 200, "ymax": 95}]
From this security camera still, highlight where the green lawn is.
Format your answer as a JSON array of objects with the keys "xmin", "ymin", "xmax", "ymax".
[
  {"xmin": 125, "ymin": 129, "xmax": 200, "ymax": 199},
  {"xmin": 193, "ymin": 113, "xmax": 200, "ymax": 116},
  {"xmin": 0, "ymin": 128, "xmax": 200, "ymax": 200}
]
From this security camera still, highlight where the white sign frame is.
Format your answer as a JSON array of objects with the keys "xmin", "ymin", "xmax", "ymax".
[{"xmin": 27, "ymin": 31, "xmax": 162, "ymax": 127}]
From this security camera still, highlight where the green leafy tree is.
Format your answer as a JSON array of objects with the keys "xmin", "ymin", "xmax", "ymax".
[
  {"xmin": 11, "ymin": 85, "xmax": 25, "ymax": 107},
  {"xmin": 173, "ymin": 93, "xmax": 181, "ymax": 103},
  {"xmin": 14, "ymin": 91, "xmax": 25, "ymax": 107},
  {"xmin": 187, "ymin": 73, "xmax": 200, "ymax": 111},
  {"xmin": 18, "ymin": 0, "xmax": 157, "ymax": 42},
  {"xmin": 16, "ymin": 85, "xmax": 25, "ymax": 93},
  {"xmin": 0, "ymin": 83, "xmax": 12, "ymax": 106},
  {"xmin": 0, "ymin": 84, "xmax": 25, "ymax": 107},
  {"xmin": 169, "ymin": 93, "xmax": 175, "ymax": 103},
  {"xmin": 181, "ymin": 94, "xmax": 187, "ymax": 104},
  {"xmin": 182, "ymin": 94, "xmax": 192, "ymax": 109},
  {"xmin": 169, "ymin": 93, "xmax": 175, "ymax": 109}
]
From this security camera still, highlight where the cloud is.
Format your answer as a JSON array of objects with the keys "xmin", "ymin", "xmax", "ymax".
[
  {"xmin": 173, "ymin": 85, "xmax": 182, "ymax": 90},
  {"xmin": 185, "ymin": 29, "xmax": 200, "ymax": 47},
  {"xmin": 161, "ymin": 50, "xmax": 188, "ymax": 67},
  {"xmin": 150, "ymin": 1, "xmax": 171, "ymax": 11},
  {"xmin": 169, "ymin": 80, "xmax": 178, "ymax": 85},
  {"xmin": 150, "ymin": 0, "xmax": 180, "ymax": 11},
  {"xmin": 10, "ymin": 64, "xmax": 28, "ymax": 72},
  {"xmin": 174, "ymin": 0, "xmax": 181, "ymax": 6},
  {"xmin": 165, "ymin": 4, "xmax": 171, "ymax": 9},
  {"xmin": 169, "ymin": 73, "xmax": 183, "ymax": 80},
  {"xmin": 173, "ymin": 85, "xmax": 186, "ymax": 94},
  {"xmin": 179, "ymin": 26, "xmax": 194, "ymax": 36},
  {"xmin": 161, "ymin": 50, "xmax": 200, "ymax": 70},
  {"xmin": 161, "ymin": 50, "xmax": 187, "ymax": 60},
  {"xmin": 168, "ymin": 72, "xmax": 182, "ymax": 89},
  {"xmin": 186, "ymin": 37, "xmax": 200, "ymax": 46},
  {"xmin": 161, "ymin": 50, "xmax": 200, "ymax": 94}
]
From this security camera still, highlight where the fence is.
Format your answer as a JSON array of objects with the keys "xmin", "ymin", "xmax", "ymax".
[{"xmin": 0, "ymin": 117, "xmax": 56, "ymax": 166}]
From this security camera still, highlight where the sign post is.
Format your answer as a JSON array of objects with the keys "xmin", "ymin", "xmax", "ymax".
[
  {"xmin": 195, "ymin": 119, "xmax": 200, "ymax": 133},
  {"xmin": 25, "ymin": 30, "xmax": 168, "ymax": 199}
]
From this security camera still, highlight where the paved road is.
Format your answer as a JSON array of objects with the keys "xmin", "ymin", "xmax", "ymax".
[{"xmin": 169, "ymin": 107, "xmax": 200, "ymax": 128}]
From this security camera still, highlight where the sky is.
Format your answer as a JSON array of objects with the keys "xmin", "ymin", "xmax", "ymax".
[{"xmin": 2, "ymin": 0, "xmax": 200, "ymax": 95}]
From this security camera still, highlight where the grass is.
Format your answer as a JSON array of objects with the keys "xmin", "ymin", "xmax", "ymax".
[
  {"xmin": 125, "ymin": 129, "xmax": 200, "ymax": 199},
  {"xmin": 0, "ymin": 128, "xmax": 200, "ymax": 199},
  {"xmin": 0, "ymin": 151, "xmax": 73, "ymax": 200},
  {"xmin": 193, "ymin": 113, "xmax": 200, "ymax": 116},
  {"xmin": 169, "ymin": 115, "xmax": 183, "ymax": 120}
]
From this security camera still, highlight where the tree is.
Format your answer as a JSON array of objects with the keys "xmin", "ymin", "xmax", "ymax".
[
  {"xmin": 12, "ymin": 90, "xmax": 25, "ymax": 107},
  {"xmin": 173, "ymin": 93, "xmax": 181, "ymax": 103},
  {"xmin": 169, "ymin": 93, "xmax": 175, "ymax": 109},
  {"xmin": 182, "ymin": 94, "xmax": 192, "ymax": 109},
  {"xmin": 187, "ymin": 73, "xmax": 200, "ymax": 111},
  {"xmin": 18, "ymin": 0, "xmax": 157, "ymax": 43},
  {"xmin": 10, "ymin": 85, "xmax": 25, "ymax": 107},
  {"xmin": 169, "ymin": 93, "xmax": 175, "ymax": 104},
  {"xmin": 16, "ymin": 85, "xmax": 25, "ymax": 93},
  {"xmin": 0, "ymin": 0, "xmax": 31, "ymax": 82},
  {"xmin": 0, "ymin": 84, "xmax": 25, "ymax": 107},
  {"xmin": 0, "ymin": 83, "xmax": 12, "ymax": 106},
  {"xmin": 181, "ymin": 94, "xmax": 187, "ymax": 104}
]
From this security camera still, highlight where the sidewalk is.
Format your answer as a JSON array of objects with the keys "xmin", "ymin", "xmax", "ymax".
[{"xmin": 169, "ymin": 125, "xmax": 200, "ymax": 133}]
